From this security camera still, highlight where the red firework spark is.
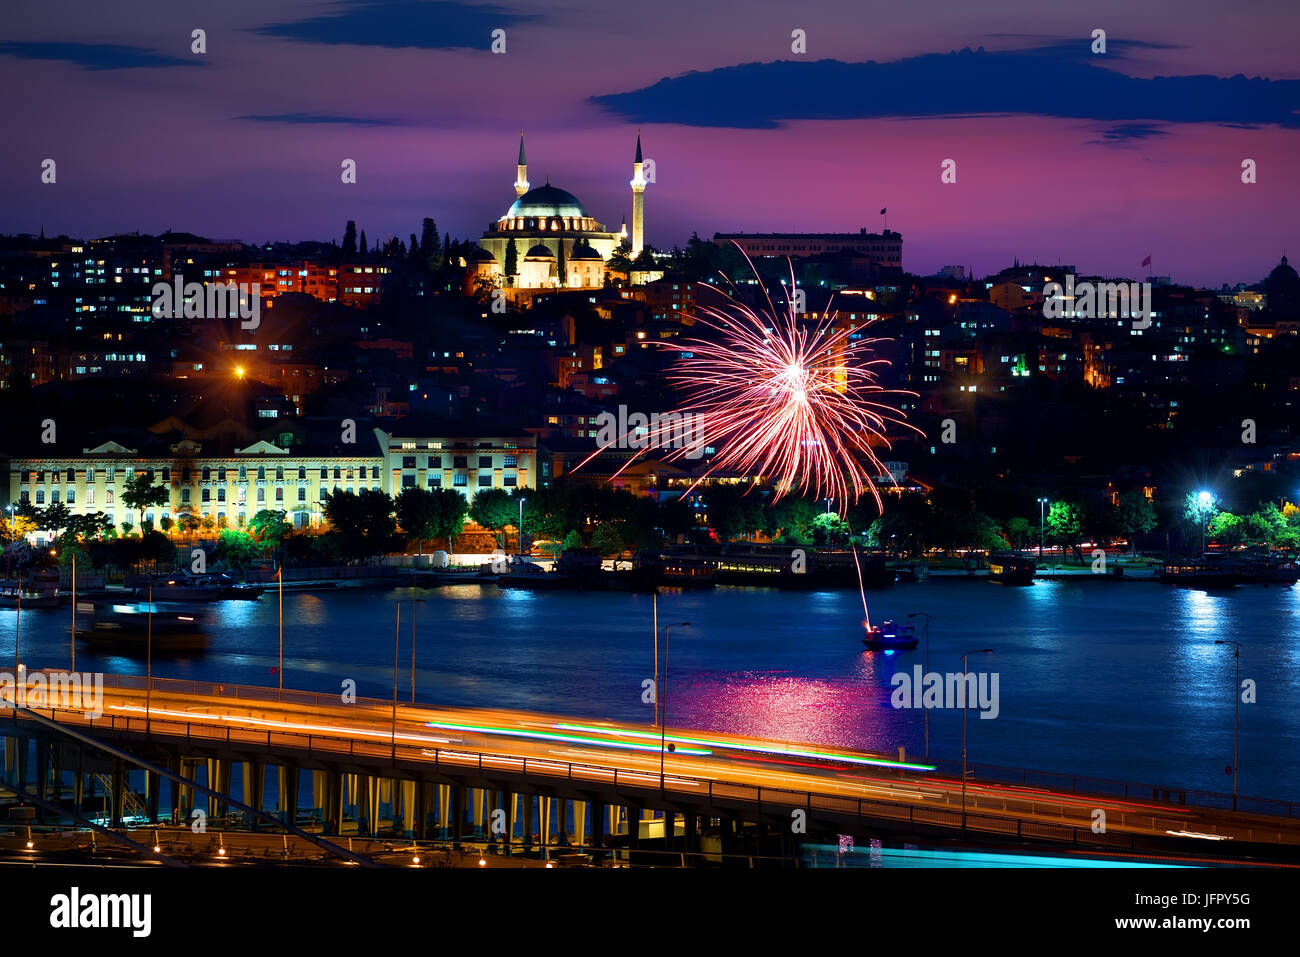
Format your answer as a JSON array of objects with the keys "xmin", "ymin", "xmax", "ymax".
[{"xmin": 584, "ymin": 255, "xmax": 920, "ymax": 514}]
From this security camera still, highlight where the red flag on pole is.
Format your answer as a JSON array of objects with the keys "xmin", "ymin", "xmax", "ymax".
[{"xmin": 1141, "ymin": 255, "xmax": 1151, "ymax": 268}]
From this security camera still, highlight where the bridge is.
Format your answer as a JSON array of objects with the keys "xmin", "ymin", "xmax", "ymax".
[{"xmin": 3, "ymin": 671, "xmax": 1299, "ymax": 867}]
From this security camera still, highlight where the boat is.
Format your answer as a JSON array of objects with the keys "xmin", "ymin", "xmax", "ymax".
[
  {"xmin": 987, "ymin": 553, "xmax": 1036, "ymax": 585},
  {"xmin": 1235, "ymin": 555, "xmax": 1300, "ymax": 585},
  {"xmin": 134, "ymin": 570, "xmax": 258, "ymax": 601},
  {"xmin": 0, "ymin": 579, "xmax": 62, "ymax": 608},
  {"xmin": 1159, "ymin": 561, "xmax": 1243, "ymax": 589},
  {"xmin": 861, "ymin": 619, "xmax": 918, "ymax": 651},
  {"xmin": 74, "ymin": 600, "xmax": 210, "ymax": 652},
  {"xmin": 495, "ymin": 561, "xmax": 577, "ymax": 590}
]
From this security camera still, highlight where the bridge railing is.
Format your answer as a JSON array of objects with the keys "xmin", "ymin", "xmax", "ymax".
[
  {"xmin": 12, "ymin": 670, "xmax": 1300, "ymax": 829},
  {"xmin": 13, "ymin": 700, "xmax": 1300, "ymax": 850}
]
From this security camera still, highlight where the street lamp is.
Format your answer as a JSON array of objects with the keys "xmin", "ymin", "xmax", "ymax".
[
  {"xmin": 1037, "ymin": 498, "xmax": 1048, "ymax": 560},
  {"xmin": 392, "ymin": 598, "xmax": 425, "ymax": 760},
  {"xmin": 959, "ymin": 648, "xmax": 994, "ymax": 834},
  {"xmin": 907, "ymin": 612, "xmax": 931, "ymax": 757},
  {"xmin": 659, "ymin": 620, "xmax": 691, "ymax": 791},
  {"xmin": 1214, "ymin": 639, "xmax": 1242, "ymax": 810},
  {"xmin": 518, "ymin": 497, "xmax": 527, "ymax": 557},
  {"xmin": 1197, "ymin": 490, "xmax": 1214, "ymax": 558}
]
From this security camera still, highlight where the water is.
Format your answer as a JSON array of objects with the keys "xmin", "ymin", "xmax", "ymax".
[{"xmin": 5, "ymin": 578, "xmax": 1299, "ymax": 801}]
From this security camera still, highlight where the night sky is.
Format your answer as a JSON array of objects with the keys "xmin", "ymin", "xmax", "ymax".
[{"xmin": 2, "ymin": 0, "xmax": 1297, "ymax": 286}]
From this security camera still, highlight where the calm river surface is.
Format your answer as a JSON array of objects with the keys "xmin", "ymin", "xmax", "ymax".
[{"xmin": 5, "ymin": 578, "xmax": 1299, "ymax": 801}]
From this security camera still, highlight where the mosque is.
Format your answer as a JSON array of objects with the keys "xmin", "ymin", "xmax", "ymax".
[{"xmin": 467, "ymin": 133, "xmax": 647, "ymax": 291}]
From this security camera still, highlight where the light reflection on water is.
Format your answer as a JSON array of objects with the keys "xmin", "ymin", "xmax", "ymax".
[{"xmin": 4, "ymin": 579, "xmax": 1299, "ymax": 798}]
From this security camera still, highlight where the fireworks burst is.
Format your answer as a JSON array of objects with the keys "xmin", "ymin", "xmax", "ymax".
[{"xmin": 585, "ymin": 253, "xmax": 920, "ymax": 514}]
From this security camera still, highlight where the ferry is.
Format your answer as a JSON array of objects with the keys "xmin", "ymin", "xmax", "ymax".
[
  {"xmin": 1159, "ymin": 561, "xmax": 1243, "ymax": 589},
  {"xmin": 861, "ymin": 619, "xmax": 919, "ymax": 651},
  {"xmin": 74, "ymin": 600, "xmax": 210, "ymax": 652},
  {"xmin": 0, "ymin": 579, "xmax": 62, "ymax": 608},
  {"xmin": 987, "ymin": 553, "xmax": 1036, "ymax": 585}
]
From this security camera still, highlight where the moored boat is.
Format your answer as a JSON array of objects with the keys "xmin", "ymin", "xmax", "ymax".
[
  {"xmin": 1159, "ymin": 561, "xmax": 1242, "ymax": 588},
  {"xmin": 988, "ymin": 553, "xmax": 1036, "ymax": 585},
  {"xmin": 861, "ymin": 619, "xmax": 919, "ymax": 651}
]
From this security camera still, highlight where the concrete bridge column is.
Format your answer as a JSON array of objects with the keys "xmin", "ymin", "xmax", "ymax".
[
  {"xmin": 111, "ymin": 758, "xmax": 125, "ymax": 827},
  {"xmin": 591, "ymin": 800, "xmax": 605, "ymax": 849},
  {"xmin": 2, "ymin": 737, "xmax": 14, "ymax": 785},
  {"xmin": 246, "ymin": 761, "xmax": 266, "ymax": 830},
  {"xmin": 311, "ymin": 770, "xmax": 324, "ymax": 820},
  {"xmin": 34, "ymin": 741, "xmax": 50, "ymax": 823},
  {"xmin": 665, "ymin": 810, "xmax": 677, "ymax": 853},
  {"xmin": 146, "ymin": 769, "xmax": 160, "ymax": 823},
  {"xmin": 685, "ymin": 812, "xmax": 698, "ymax": 857},
  {"xmin": 521, "ymin": 793, "xmax": 534, "ymax": 851},
  {"xmin": 356, "ymin": 774, "xmax": 372, "ymax": 836},
  {"xmin": 573, "ymin": 801, "xmax": 585, "ymax": 849},
  {"xmin": 627, "ymin": 805, "xmax": 642, "ymax": 848},
  {"xmin": 284, "ymin": 766, "xmax": 300, "ymax": 828},
  {"xmin": 401, "ymin": 780, "xmax": 416, "ymax": 836},
  {"xmin": 438, "ymin": 785, "xmax": 450, "ymax": 838},
  {"xmin": 72, "ymin": 747, "xmax": 85, "ymax": 818},
  {"xmin": 324, "ymin": 768, "xmax": 343, "ymax": 834}
]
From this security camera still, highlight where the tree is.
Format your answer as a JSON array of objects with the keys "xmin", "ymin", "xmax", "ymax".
[
  {"xmin": 468, "ymin": 488, "xmax": 516, "ymax": 548},
  {"xmin": 178, "ymin": 513, "xmax": 202, "ymax": 536},
  {"xmin": 420, "ymin": 217, "xmax": 440, "ymax": 272},
  {"xmin": 1005, "ymin": 516, "xmax": 1033, "ymax": 550},
  {"xmin": 322, "ymin": 488, "xmax": 395, "ymax": 561},
  {"xmin": 215, "ymin": 529, "xmax": 258, "ymax": 574},
  {"xmin": 562, "ymin": 529, "xmax": 584, "ymax": 554},
  {"xmin": 429, "ymin": 487, "xmax": 467, "ymax": 554},
  {"xmin": 395, "ymin": 488, "xmax": 439, "ymax": 554},
  {"xmin": 249, "ymin": 509, "xmax": 291, "ymax": 551},
  {"xmin": 556, "ymin": 239, "xmax": 567, "ymax": 286},
  {"xmin": 342, "ymin": 220, "xmax": 357, "ymax": 258},
  {"xmin": 593, "ymin": 523, "xmax": 627, "ymax": 565},
  {"xmin": 1045, "ymin": 501, "xmax": 1084, "ymax": 563},
  {"xmin": 504, "ymin": 237, "xmax": 519, "ymax": 279},
  {"xmin": 122, "ymin": 472, "xmax": 168, "ymax": 528},
  {"xmin": 1117, "ymin": 490, "xmax": 1158, "ymax": 555},
  {"xmin": 359, "ymin": 229, "xmax": 368, "ymax": 260},
  {"xmin": 159, "ymin": 515, "xmax": 175, "ymax": 535},
  {"xmin": 39, "ymin": 502, "xmax": 73, "ymax": 540},
  {"xmin": 120, "ymin": 521, "xmax": 134, "ymax": 537}
]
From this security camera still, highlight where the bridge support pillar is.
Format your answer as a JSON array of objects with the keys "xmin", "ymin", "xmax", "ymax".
[
  {"xmin": 400, "ymin": 780, "xmax": 415, "ymax": 837},
  {"xmin": 521, "ymin": 793, "xmax": 534, "ymax": 852},
  {"xmin": 1, "ymin": 737, "xmax": 14, "ymax": 786},
  {"xmin": 35, "ymin": 740, "xmax": 50, "ymax": 823},
  {"xmin": 246, "ymin": 761, "xmax": 265, "ymax": 830},
  {"xmin": 356, "ymin": 774, "xmax": 372, "ymax": 837},
  {"xmin": 284, "ymin": 765, "xmax": 299, "ymax": 827},
  {"xmin": 573, "ymin": 801, "xmax": 585, "ymax": 848},
  {"xmin": 324, "ymin": 768, "xmax": 343, "ymax": 835},
  {"xmin": 437, "ymin": 785, "xmax": 449, "ymax": 838},
  {"xmin": 665, "ymin": 810, "xmax": 677, "ymax": 853},
  {"xmin": 72, "ymin": 746, "xmax": 84, "ymax": 818},
  {"xmin": 111, "ymin": 758, "xmax": 125, "ymax": 827},
  {"xmin": 591, "ymin": 800, "xmax": 605, "ymax": 849},
  {"xmin": 627, "ymin": 805, "xmax": 642, "ymax": 848},
  {"xmin": 146, "ymin": 769, "xmax": 160, "ymax": 823},
  {"xmin": 684, "ymin": 812, "xmax": 698, "ymax": 857}
]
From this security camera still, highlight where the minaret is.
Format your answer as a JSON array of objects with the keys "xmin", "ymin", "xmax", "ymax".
[
  {"xmin": 629, "ymin": 130, "xmax": 646, "ymax": 257},
  {"xmin": 514, "ymin": 132, "xmax": 529, "ymax": 198}
]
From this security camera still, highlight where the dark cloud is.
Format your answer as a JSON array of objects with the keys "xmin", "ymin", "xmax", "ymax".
[
  {"xmin": 236, "ymin": 113, "xmax": 406, "ymax": 126},
  {"xmin": 1087, "ymin": 123, "xmax": 1170, "ymax": 144},
  {"xmin": 0, "ymin": 41, "xmax": 201, "ymax": 71},
  {"xmin": 591, "ymin": 48, "xmax": 1300, "ymax": 131},
  {"xmin": 256, "ymin": 0, "xmax": 540, "ymax": 50}
]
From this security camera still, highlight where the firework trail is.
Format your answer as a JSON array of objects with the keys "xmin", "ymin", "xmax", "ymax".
[{"xmin": 580, "ymin": 251, "xmax": 920, "ymax": 515}]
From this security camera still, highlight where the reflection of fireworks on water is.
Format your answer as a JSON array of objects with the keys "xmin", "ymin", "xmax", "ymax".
[{"xmin": 584, "ymin": 254, "xmax": 919, "ymax": 514}]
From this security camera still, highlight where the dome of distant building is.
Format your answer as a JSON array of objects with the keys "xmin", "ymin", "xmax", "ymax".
[
  {"xmin": 467, "ymin": 247, "xmax": 497, "ymax": 263},
  {"xmin": 472, "ymin": 132, "xmax": 647, "ymax": 293},
  {"xmin": 508, "ymin": 185, "xmax": 589, "ymax": 220},
  {"xmin": 1266, "ymin": 255, "xmax": 1300, "ymax": 315}
]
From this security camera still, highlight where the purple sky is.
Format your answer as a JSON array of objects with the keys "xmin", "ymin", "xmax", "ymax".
[{"xmin": 2, "ymin": 0, "xmax": 1298, "ymax": 286}]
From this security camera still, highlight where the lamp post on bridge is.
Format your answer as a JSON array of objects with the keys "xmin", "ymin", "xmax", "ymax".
[
  {"xmin": 658, "ymin": 619, "xmax": 690, "ymax": 793},
  {"xmin": 1214, "ymin": 639, "xmax": 1242, "ymax": 810},
  {"xmin": 392, "ymin": 598, "xmax": 425, "ymax": 760},
  {"xmin": 960, "ymin": 647, "xmax": 993, "ymax": 835}
]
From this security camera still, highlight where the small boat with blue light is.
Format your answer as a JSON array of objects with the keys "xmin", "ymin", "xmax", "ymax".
[{"xmin": 861, "ymin": 619, "xmax": 918, "ymax": 651}]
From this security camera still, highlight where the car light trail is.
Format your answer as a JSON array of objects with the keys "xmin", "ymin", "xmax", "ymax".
[
  {"xmin": 425, "ymin": 719, "xmax": 713, "ymax": 755},
  {"xmin": 552, "ymin": 723, "xmax": 934, "ymax": 771}
]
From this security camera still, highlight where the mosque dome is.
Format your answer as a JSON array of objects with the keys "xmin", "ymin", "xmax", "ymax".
[
  {"xmin": 507, "ymin": 184, "xmax": 589, "ymax": 220},
  {"xmin": 570, "ymin": 241, "xmax": 601, "ymax": 261},
  {"xmin": 524, "ymin": 243, "xmax": 555, "ymax": 259}
]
